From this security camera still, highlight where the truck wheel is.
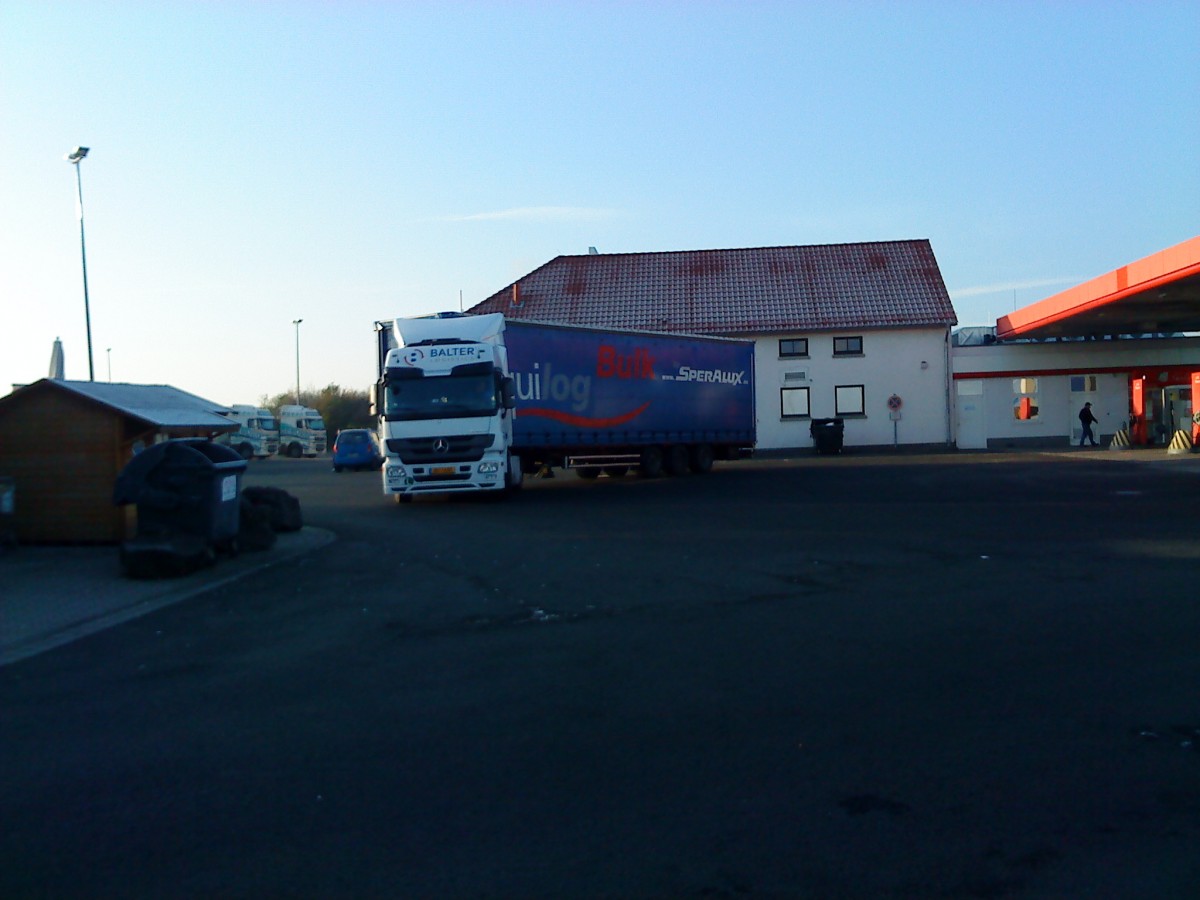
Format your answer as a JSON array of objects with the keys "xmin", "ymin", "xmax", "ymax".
[
  {"xmin": 664, "ymin": 445, "xmax": 690, "ymax": 476},
  {"xmin": 638, "ymin": 446, "xmax": 664, "ymax": 478},
  {"xmin": 504, "ymin": 455, "xmax": 523, "ymax": 494},
  {"xmin": 576, "ymin": 467, "xmax": 601, "ymax": 480},
  {"xmin": 286, "ymin": 443, "xmax": 302, "ymax": 459},
  {"xmin": 236, "ymin": 443, "xmax": 253, "ymax": 461},
  {"xmin": 393, "ymin": 493, "xmax": 412, "ymax": 504},
  {"xmin": 689, "ymin": 444, "xmax": 715, "ymax": 474},
  {"xmin": 602, "ymin": 466, "xmax": 629, "ymax": 478}
]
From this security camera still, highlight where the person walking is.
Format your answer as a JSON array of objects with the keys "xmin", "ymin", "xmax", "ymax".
[{"xmin": 1078, "ymin": 401, "xmax": 1099, "ymax": 447}]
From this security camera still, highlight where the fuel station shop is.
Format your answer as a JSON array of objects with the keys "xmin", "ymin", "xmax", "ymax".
[{"xmin": 951, "ymin": 237, "xmax": 1200, "ymax": 451}]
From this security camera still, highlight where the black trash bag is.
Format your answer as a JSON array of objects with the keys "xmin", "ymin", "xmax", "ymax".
[
  {"xmin": 241, "ymin": 486, "xmax": 303, "ymax": 533},
  {"xmin": 238, "ymin": 495, "xmax": 278, "ymax": 552}
]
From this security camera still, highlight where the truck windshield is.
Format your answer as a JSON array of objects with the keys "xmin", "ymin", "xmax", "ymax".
[
  {"xmin": 303, "ymin": 419, "xmax": 326, "ymax": 431},
  {"xmin": 253, "ymin": 419, "xmax": 279, "ymax": 431},
  {"xmin": 386, "ymin": 373, "xmax": 497, "ymax": 421}
]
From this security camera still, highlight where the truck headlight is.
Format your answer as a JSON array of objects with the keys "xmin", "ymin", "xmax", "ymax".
[
  {"xmin": 477, "ymin": 462, "xmax": 500, "ymax": 474},
  {"xmin": 386, "ymin": 465, "xmax": 407, "ymax": 481}
]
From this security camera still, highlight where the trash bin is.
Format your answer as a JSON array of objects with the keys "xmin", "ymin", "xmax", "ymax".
[
  {"xmin": 113, "ymin": 438, "xmax": 248, "ymax": 549},
  {"xmin": 810, "ymin": 417, "xmax": 845, "ymax": 454}
]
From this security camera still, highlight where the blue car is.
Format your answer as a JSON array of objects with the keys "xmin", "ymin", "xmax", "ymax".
[{"xmin": 331, "ymin": 429, "xmax": 383, "ymax": 472}]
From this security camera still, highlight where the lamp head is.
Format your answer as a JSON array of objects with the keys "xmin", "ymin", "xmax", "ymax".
[{"xmin": 66, "ymin": 147, "xmax": 90, "ymax": 164}]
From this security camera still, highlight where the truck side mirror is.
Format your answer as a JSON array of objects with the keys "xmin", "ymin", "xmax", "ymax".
[
  {"xmin": 369, "ymin": 383, "xmax": 379, "ymax": 417},
  {"xmin": 501, "ymin": 376, "xmax": 516, "ymax": 410}
]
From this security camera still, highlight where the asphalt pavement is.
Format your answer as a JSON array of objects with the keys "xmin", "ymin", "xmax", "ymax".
[
  {"xmin": 0, "ymin": 526, "xmax": 334, "ymax": 667},
  {"xmin": 4, "ymin": 448, "xmax": 1200, "ymax": 897},
  {"xmin": 1, "ymin": 444, "xmax": 1191, "ymax": 670}
]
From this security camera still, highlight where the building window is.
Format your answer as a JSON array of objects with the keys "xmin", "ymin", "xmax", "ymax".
[
  {"xmin": 781, "ymin": 386, "xmax": 810, "ymax": 418},
  {"xmin": 833, "ymin": 336, "xmax": 863, "ymax": 356},
  {"xmin": 835, "ymin": 384, "xmax": 865, "ymax": 416},
  {"xmin": 779, "ymin": 338, "xmax": 808, "ymax": 358},
  {"xmin": 1070, "ymin": 375, "xmax": 1099, "ymax": 393},
  {"xmin": 1013, "ymin": 377, "xmax": 1039, "ymax": 420}
]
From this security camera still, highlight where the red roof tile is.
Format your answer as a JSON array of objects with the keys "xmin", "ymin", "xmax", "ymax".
[{"xmin": 469, "ymin": 240, "xmax": 957, "ymax": 334}]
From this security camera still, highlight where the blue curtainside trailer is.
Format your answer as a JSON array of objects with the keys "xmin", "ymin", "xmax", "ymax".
[{"xmin": 503, "ymin": 319, "xmax": 755, "ymax": 467}]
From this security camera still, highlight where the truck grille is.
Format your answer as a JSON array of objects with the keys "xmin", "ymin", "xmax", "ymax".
[
  {"xmin": 387, "ymin": 434, "xmax": 495, "ymax": 463},
  {"xmin": 413, "ymin": 471, "xmax": 473, "ymax": 483}
]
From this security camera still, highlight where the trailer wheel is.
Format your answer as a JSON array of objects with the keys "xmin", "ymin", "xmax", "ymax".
[
  {"xmin": 689, "ymin": 444, "xmax": 715, "ymax": 474},
  {"xmin": 602, "ymin": 466, "xmax": 629, "ymax": 478},
  {"xmin": 664, "ymin": 445, "xmax": 690, "ymax": 476},
  {"xmin": 576, "ymin": 467, "xmax": 601, "ymax": 480},
  {"xmin": 638, "ymin": 446, "xmax": 664, "ymax": 478}
]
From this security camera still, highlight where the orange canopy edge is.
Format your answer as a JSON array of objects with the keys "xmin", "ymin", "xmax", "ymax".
[{"xmin": 996, "ymin": 236, "xmax": 1200, "ymax": 340}]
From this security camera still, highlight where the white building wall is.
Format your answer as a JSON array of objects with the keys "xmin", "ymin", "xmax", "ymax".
[
  {"xmin": 747, "ymin": 326, "xmax": 952, "ymax": 451},
  {"xmin": 970, "ymin": 370, "xmax": 1128, "ymax": 446},
  {"xmin": 952, "ymin": 336, "xmax": 1200, "ymax": 448}
]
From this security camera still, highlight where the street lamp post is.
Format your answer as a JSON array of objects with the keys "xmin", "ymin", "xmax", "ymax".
[
  {"xmin": 65, "ymin": 146, "xmax": 94, "ymax": 381},
  {"xmin": 292, "ymin": 319, "xmax": 303, "ymax": 405}
]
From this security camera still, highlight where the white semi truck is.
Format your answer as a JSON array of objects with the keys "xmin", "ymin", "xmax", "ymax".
[
  {"xmin": 278, "ymin": 404, "xmax": 327, "ymax": 457},
  {"xmin": 374, "ymin": 312, "xmax": 756, "ymax": 501},
  {"xmin": 218, "ymin": 405, "xmax": 280, "ymax": 459}
]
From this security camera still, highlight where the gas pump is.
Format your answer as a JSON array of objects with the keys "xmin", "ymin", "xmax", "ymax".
[
  {"xmin": 1130, "ymin": 377, "xmax": 1148, "ymax": 445},
  {"xmin": 1192, "ymin": 373, "xmax": 1200, "ymax": 445}
]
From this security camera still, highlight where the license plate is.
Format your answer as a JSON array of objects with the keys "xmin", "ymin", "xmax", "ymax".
[{"xmin": 432, "ymin": 466, "xmax": 456, "ymax": 476}]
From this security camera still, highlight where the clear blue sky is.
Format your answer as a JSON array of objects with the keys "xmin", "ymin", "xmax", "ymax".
[{"xmin": 3, "ymin": 1, "xmax": 1197, "ymax": 406}]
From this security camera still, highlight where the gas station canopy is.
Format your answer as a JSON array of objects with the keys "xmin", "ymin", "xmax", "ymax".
[{"xmin": 996, "ymin": 236, "xmax": 1200, "ymax": 341}]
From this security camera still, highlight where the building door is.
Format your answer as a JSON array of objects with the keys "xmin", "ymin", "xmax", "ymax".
[
  {"xmin": 955, "ymin": 379, "xmax": 986, "ymax": 449},
  {"xmin": 1165, "ymin": 386, "xmax": 1192, "ymax": 444},
  {"xmin": 1069, "ymin": 375, "xmax": 1099, "ymax": 446}
]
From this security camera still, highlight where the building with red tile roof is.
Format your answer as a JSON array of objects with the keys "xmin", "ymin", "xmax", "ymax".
[
  {"xmin": 470, "ymin": 241, "xmax": 958, "ymax": 451},
  {"xmin": 471, "ymin": 240, "xmax": 956, "ymax": 334}
]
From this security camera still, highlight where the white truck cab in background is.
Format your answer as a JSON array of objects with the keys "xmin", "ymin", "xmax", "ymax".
[
  {"xmin": 278, "ymin": 405, "xmax": 328, "ymax": 458},
  {"xmin": 218, "ymin": 405, "xmax": 280, "ymax": 459}
]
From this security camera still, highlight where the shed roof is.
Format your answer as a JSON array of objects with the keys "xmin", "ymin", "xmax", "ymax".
[
  {"xmin": 469, "ymin": 240, "xmax": 956, "ymax": 334},
  {"xmin": 1, "ymin": 380, "xmax": 236, "ymax": 430}
]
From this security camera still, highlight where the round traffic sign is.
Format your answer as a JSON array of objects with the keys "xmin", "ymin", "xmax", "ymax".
[{"xmin": 887, "ymin": 394, "xmax": 903, "ymax": 411}]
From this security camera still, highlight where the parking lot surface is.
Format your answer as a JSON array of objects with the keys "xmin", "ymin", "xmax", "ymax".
[{"xmin": 3, "ymin": 449, "xmax": 1199, "ymax": 898}]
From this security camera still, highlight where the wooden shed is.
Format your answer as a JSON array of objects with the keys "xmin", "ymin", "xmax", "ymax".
[{"xmin": 0, "ymin": 380, "xmax": 236, "ymax": 544}]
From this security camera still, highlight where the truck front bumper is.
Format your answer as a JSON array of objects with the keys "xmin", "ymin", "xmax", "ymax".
[{"xmin": 382, "ymin": 456, "xmax": 506, "ymax": 496}]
